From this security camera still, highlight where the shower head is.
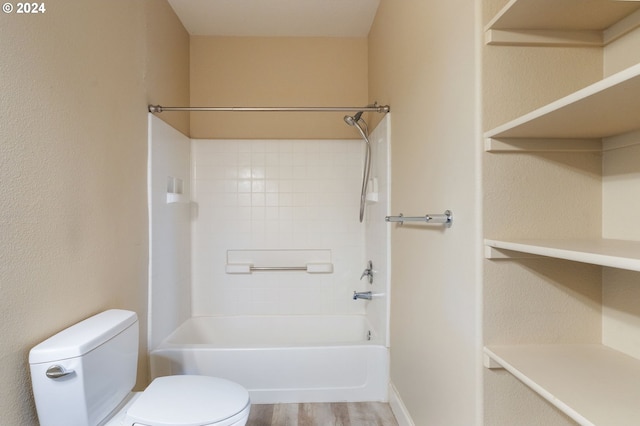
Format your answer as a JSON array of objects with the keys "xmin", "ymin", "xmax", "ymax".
[
  {"xmin": 342, "ymin": 111, "xmax": 372, "ymax": 223},
  {"xmin": 343, "ymin": 111, "xmax": 364, "ymax": 126},
  {"xmin": 344, "ymin": 115, "xmax": 356, "ymax": 126}
]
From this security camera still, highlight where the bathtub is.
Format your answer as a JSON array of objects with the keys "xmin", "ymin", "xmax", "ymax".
[{"xmin": 149, "ymin": 315, "xmax": 389, "ymax": 404}]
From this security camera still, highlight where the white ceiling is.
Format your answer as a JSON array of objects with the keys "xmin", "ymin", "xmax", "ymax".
[{"xmin": 167, "ymin": 0, "xmax": 381, "ymax": 37}]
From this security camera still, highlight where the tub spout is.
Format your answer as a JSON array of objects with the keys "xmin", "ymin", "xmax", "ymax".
[{"xmin": 353, "ymin": 291, "xmax": 373, "ymax": 300}]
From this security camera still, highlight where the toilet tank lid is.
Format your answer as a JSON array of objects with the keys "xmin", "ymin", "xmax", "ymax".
[{"xmin": 29, "ymin": 309, "xmax": 137, "ymax": 364}]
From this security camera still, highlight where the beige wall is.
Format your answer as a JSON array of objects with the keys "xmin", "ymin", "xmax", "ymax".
[
  {"xmin": 145, "ymin": 1, "xmax": 190, "ymax": 136},
  {"xmin": 0, "ymin": 1, "xmax": 189, "ymax": 423},
  {"xmin": 368, "ymin": 1, "xmax": 481, "ymax": 424},
  {"xmin": 190, "ymin": 36, "xmax": 368, "ymax": 139}
]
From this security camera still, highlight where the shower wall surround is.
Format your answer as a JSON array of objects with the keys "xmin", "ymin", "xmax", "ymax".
[
  {"xmin": 364, "ymin": 116, "xmax": 391, "ymax": 347},
  {"xmin": 148, "ymin": 115, "xmax": 192, "ymax": 349},
  {"xmin": 191, "ymin": 138, "xmax": 368, "ymax": 316}
]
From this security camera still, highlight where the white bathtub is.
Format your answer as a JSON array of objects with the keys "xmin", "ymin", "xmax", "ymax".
[{"xmin": 149, "ymin": 315, "xmax": 389, "ymax": 404}]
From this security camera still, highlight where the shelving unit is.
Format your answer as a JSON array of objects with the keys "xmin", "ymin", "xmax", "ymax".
[
  {"xmin": 484, "ymin": 62, "xmax": 640, "ymax": 151},
  {"xmin": 485, "ymin": 0, "xmax": 640, "ymax": 46},
  {"xmin": 484, "ymin": 238, "xmax": 640, "ymax": 272},
  {"xmin": 484, "ymin": 345, "xmax": 640, "ymax": 426},
  {"xmin": 483, "ymin": 1, "xmax": 640, "ymax": 424}
]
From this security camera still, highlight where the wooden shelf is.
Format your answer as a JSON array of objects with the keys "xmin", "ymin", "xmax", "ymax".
[
  {"xmin": 487, "ymin": 0, "xmax": 640, "ymax": 31},
  {"xmin": 485, "ymin": 0, "xmax": 640, "ymax": 46},
  {"xmin": 484, "ymin": 63, "xmax": 640, "ymax": 143},
  {"xmin": 484, "ymin": 344, "xmax": 640, "ymax": 426},
  {"xmin": 484, "ymin": 238, "xmax": 640, "ymax": 272}
]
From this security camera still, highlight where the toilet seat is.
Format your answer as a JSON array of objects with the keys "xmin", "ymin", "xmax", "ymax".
[{"xmin": 124, "ymin": 375, "xmax": 250, "ymax": 426}]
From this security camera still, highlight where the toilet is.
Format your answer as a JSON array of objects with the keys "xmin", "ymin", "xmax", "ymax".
[{"xmin": 29, "ymin": 309, "xmax": 250, "ymax": 426}]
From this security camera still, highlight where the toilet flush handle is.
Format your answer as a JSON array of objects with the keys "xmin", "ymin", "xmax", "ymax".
[{"xmin": 45, "ymin": 365, "xmax": 74, "ymax": 379}]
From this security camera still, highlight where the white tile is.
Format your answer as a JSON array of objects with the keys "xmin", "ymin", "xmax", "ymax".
[
  {"xmin": 207, "ymin": 180, "xmax": 226, "ymax": 193},
  {"xmin": 265, "ymin": 152, "xmax": 279, "ymax": 166},
  {"xmin": 265, "ymin": 206, "xmax": 279, "ymax": 221},
  {"xmin": 292, "ymin": 180, "xmax": 308, "ymax": 193},
  {"xmin": 238, "ymin": 167, "xmax": 252, "ymax": 179},
  {"xmin": 224, "ymin": 180, "xmax": 238, "ymax": 193},
  {"xmin": 191, "ymin": 135, "xmax": 377, "ymax": 317},
  {"xmin": 238, "ymin": 152, "xmax": 251, "ymax": 166},
  {"xmin": 195, "ymin": 165, "xmax": 225, "ymax": 181},
  {"xmin": 265, "ymin": 180, "xmax": 279, "ymax": 193},
  {"xmin": 279, "ymin": 180, "xmax": 293, "ymax": 192},
  {"xmin": 293, "ymin": 152, "xmax": 306, "ymax": 165},
  {"xmin": 238, "ymin": 193, "xmax": 251, "ymax": 207},
  {"xmin": 251, "ymin": 153, "xmax": 265, "ymax": 166},
  {"xmin": 279, "ymin": 166, "xmax": 294, "ymax": 179},
  {"xmin": 266, "ymin": 193, "xmax": 279, "ymax": 207},
  {"xmin": 265, "ymin": 141, "xmax": 280, "ymax": 152},
  {"xmin": 236, "ymin": 140, "xmax": 251, "ymax": 153},
  {"xmin": 251, "ymin": 180, "xmax": 265, "ymax": 193},
  {"xmin": 279, "ymin": 153, "xmax": 293, "ymax": 166},
  {"xmin": 293, "ymin": 166, "xmax": 307, "ymax": 179},
  {"xmin": 279, "ymin": 206, "xmax": 293, "ymax": 221},
  {"xmin": 251, "ymin": 193, "xmax": 265, "ymax": 206},
  {"xmin": 224, "ymin": 167, "xmax": 238, "ymax": 179},
  {"xmin": 278, "ymin": 193, "xmax": 293, "ymax": 207},
  {"xmin": 278, "ymin": 141, "xmax": 293, "ymax": 152},
  {"xmin": 292, "ymin": 141, "xmax": 306, "ymax": 153},
  {"xmin": 292, "ymin": 193, "xmax": 306, "ymax": 206},
  {"xmin": 217, "ymin": 193, "xmax": 238, "ymax": 206},
  {"xmin": 251, "ymin": 140, "xmax": 266, "ymax": 153},
  {"xmin": 251, "ymin": 206, "xmax": 265, "ymax": 220},
  {"xmin": 265, "ymin": 166, "xmax": 280, "ymax": 179},
  {"xmin": 237, "ymin": 207, "xmax": 252, "ymax": 221},
  {"xmin": 238, "ymin": 180, "xmax": 251, "ymax": 193}
]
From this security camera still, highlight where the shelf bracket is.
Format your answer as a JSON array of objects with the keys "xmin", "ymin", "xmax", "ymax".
[{"xmin": 483, "ymin": 353, "xmax": 503, "ymax": 370}]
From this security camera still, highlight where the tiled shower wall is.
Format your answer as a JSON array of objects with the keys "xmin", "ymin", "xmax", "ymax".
[
  {"xmin": 191, "ymin": 139, "xmax": 369, "ymax": 316},
  {"xmin": 364, "ymin": 116, "xmax": 391, "ymax": 346}
]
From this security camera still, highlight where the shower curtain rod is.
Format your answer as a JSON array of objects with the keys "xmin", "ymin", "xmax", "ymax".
[{"xmin": 148, "ymin": 104, "xmax": 390, "ymax": 114}]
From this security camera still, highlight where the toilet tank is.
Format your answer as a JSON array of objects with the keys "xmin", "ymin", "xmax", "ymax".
[{"xmin": 29, "ymin": 309, "xmax": 139, "ymax": 426}]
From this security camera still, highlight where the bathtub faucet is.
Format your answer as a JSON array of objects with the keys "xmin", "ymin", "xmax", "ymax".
[{"xmin": 353, "ymin": 291, "xmax": 373, "ymax": 300}]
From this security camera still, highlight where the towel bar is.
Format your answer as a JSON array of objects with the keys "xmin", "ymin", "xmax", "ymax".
[
  {"xmin": 385, "ymin": 210, "xmax": 453, "ymax": 228},
  {"xmin": 226, "ymin": 263, "xmax": 333, "ymax": 274}
]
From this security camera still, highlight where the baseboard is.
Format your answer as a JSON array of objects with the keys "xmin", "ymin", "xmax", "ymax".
[{"xmin": 388, "ymin": 382, "xmax": 415, "ymax": 426}]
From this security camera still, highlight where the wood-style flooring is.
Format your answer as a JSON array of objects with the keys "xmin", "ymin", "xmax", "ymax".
[{"xmin": 247, "ymin": 402, "xmax": 399, "ymax": 426}]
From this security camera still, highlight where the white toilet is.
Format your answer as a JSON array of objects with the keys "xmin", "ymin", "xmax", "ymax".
[{"xmin": 29, "ymin": 309, "xmax": 251, "ymax": 426}]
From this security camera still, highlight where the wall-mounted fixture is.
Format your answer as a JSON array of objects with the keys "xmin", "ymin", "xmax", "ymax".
[
  {"xmin": 225, "ymin": 249, "xmax": 333, "ymax": 274},
  {"xmin": 385, "ymin": 210, "xmax": 453, "ymax": 228},
  {"xmin": 353, "ymin": 291, "xmax": 373, "ymax": 300},
  {"xmin": 166, "ymin": 176, "xmax": 187, "ymax": 204},
  {"xmin": 360, "ymin": 260, "xmax": 374, "ymax": 284}
]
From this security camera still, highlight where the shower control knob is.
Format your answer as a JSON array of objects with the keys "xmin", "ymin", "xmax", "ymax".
[{"xmin": 360, "ymin": 260, "xmax": 373, "ymax": 284}]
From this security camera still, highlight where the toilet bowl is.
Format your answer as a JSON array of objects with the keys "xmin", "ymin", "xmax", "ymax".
[
  {"xmin": 118, "ymin": 376, "xmax": 250, "ymax": 426},
  {"xmin": 29, "ymin": 309, "xmax": 250, "ymax": 426}
]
